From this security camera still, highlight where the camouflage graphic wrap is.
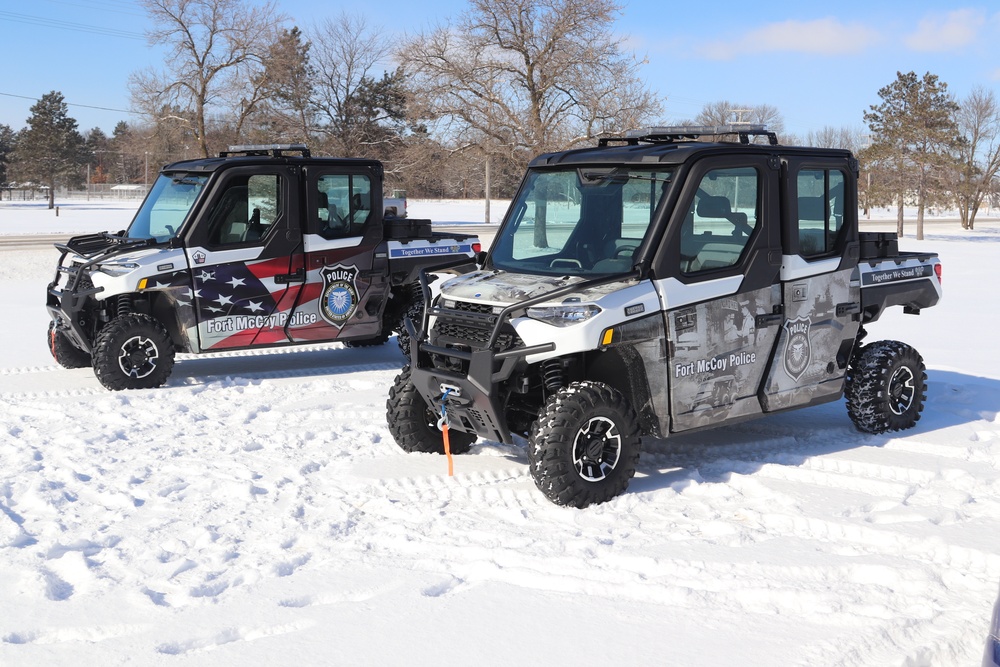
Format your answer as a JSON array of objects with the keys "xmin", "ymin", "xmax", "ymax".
[
  {"xmin": 762, "ymin": 268, "xmax": 861, "ymax": 411},
  {"xmin": 666, "ymin": 285, "xmax": 780, "ymax": 432},
  {"xmin": 441, "ymin": 270, "xmax": 635, "ymax": 306}
]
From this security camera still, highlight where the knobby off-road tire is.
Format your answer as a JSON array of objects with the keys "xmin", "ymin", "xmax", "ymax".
[
  {"xmin": 397, "ymin": 296, "xmax": 425, "ymax": 358},
  {"xmin": 527, "ymin": 381, "xmax": 641, "ymax": 508},
  {"xmin": 343, "ymin": 332, "xmax": 390, "ymax": 349},
  {"xmin": 396, "ymin": 280, "xmax": 433, "ymax": 358},
  {"xmin": 386, "ymin": 365, "xmax": 475, "ymax": 455},
  {"xmin": 845, "ymin": 340, "xmax": 927, "ymax": 434},
  {"xmin": 92, "ymin": 314, "xmax": 175, "ymax": 391},
  {"xmin": 47, "ymin": 321, "xmax": 91, "ymax": 369}
]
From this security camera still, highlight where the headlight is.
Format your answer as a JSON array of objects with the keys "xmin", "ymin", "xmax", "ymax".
[
  {"xmin": 526, "ymin": 304, "xmax": 601, "ymax": 327},
  {"xmin": 96, "ymin": 262, "xmax": 139, "ymax": 277}
]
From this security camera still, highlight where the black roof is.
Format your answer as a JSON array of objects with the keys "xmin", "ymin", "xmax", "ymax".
[
  {"xmin": 160, "ymin": 144, "xmax": 382, "ymax": 174},
  {"xmin": 528, "ymin": 126, "xmax": 854, "ymax": 168}
]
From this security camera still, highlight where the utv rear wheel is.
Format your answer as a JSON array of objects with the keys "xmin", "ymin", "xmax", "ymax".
[
  {"xmin": 846, "ymin": 340, "xmax": 926, "ymax": 434},
  {"xmin": 386, "ymin": 365, "xmax": 475, "ymax": 455},
  {"xmin": 397, "ymin": 297, "xmax": 425, "ymax": 358},
  {"xmin": 92, "ymin": 314, "xmax": 175, "ymax": 391},
  {"xmin": 47, "ymin": 321, "xmax": 91, "ymax": 369},
  {"xmin": 396, "ymin": 280, "xmax": 432, "ymax": 358},
  {"xmin": 343, "ymin": 332, "xmax": 390, "ymax": 348},
  {"xmin": 527, "ymin": 381, "xmax": 641, "ymax": 508}
]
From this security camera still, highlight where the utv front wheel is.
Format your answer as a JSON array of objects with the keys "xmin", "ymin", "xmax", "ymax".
[
  {"xmin": 47, "ymin": 321, "xmax": 91, "ymax": 369},
  {"xmin": 92, "ymin": 314, "xmax": 175, "ymax": 391},
  {"xmin": 386, "ymin": 365, "xmax": 475, "ymax": 455},
  {"xmin": 528, "ymin": 381, "xmax": 641, "ymax": 508},
  {"xmin": 846, "ymin": 340, "xmax": 927, "ymax": 434}
]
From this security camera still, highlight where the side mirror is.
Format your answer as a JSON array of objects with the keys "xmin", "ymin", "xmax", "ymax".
[{"xmin": 476, "ymin": 250, "xmax": 488, "ymax": 267}]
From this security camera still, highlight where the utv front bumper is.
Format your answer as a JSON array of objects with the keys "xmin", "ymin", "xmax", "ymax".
[
  {"xmin": 46, "ymin": 232, "xmax": 152, "ymax": 353},
  {"xmin": 407, "ymin": 315, "xmax": 552, "ymax": 444},
  {"xmin": 404, "ymin": 264, "xmax": 639, "ymax": 445}
]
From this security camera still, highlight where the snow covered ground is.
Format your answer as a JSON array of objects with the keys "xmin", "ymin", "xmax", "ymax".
[{"xmin": 1, "ymin": 200, "xmax": 999, "ymax": 666}]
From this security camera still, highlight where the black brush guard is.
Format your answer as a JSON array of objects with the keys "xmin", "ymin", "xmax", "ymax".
[
  {"xmin": 46, "ymin": 233, "xmax": 156, "ymax": 353},
  {"xmin": 405, "ymin": 258, "xmax": 640, "ymax": 444}
]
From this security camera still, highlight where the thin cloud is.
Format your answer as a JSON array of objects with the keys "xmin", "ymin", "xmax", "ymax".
[
  {"xmin": 698, "ymin": 18, "xmax": 879, "ymax": 60},
  {"xmin": 904, "ymin": 8, "xmax": 985, "ymax": 52}
]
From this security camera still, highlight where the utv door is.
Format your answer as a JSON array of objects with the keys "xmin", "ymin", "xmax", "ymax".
[
  {"xmin": 282, "ymin": 168, "xmax": 389, "ymax": 343},
  {"xmin": 659, "ymin": 157, "xmax": 783, "ymax": 433},
  {"xmin": 760, "ymin": 158, "xmax": 862, "ymax": 411},
  {"xmin": 183, "ymin": 166, "xmax": 304, "ymax": 352}
]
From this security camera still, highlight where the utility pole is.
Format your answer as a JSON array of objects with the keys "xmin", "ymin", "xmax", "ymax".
[{"xmin": 484, "ymin": 157, "xmax": 491, "ymax": 224}]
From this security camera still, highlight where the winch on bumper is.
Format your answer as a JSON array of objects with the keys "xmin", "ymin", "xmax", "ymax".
[{"xmin": 404, "ymin": 264, "xmax": 634, "ymax": 444}]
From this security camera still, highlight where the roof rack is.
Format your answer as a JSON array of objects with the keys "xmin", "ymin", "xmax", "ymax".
[
  {"xmin": 219, "ymin": 144, "xmax": 311, "ymax": 158},
  {"xmin": 599, "ymin": 125, "xmax": 778, "ymax": 147}
]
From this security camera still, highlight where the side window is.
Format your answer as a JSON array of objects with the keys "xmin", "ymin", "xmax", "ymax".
[
  {"xmin": 316, "ymin": 174, "xmax": 373, "ymax": 239},
  {"xmin": 207, "ymin": 174, "xmax": 281, "ymax": 246},
  {"xmin": 681, "ymin": 167, "xmax": 759, "ymax": 274},
  {"xmin": 797, "ymin": 169, "xmax": 845, "ymax": 257}
]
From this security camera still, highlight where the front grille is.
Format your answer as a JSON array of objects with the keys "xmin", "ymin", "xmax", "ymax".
[
  {"xmin": 451, "ymin": 301, "xmax": 496, "ymax": 316},
  {"xmin": 432, "ymin": 300, "xmax": 523, "ymax": 351}
]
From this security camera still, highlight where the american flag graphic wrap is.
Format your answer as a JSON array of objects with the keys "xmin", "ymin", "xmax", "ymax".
[{"xmin": 183, "ymin": 254, "xmax": 368, "ymax": 351}]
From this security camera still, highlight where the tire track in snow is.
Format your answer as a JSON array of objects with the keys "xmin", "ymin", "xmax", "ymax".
[{"xmin": 0, "ymin": 360, "xmax": 404, "ymax": 401}]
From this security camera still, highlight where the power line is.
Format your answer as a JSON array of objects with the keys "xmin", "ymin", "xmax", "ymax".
[
  {"xmin": 0, "ymin": 91, "xmax": 134, "ymax": 115},
  {"xmin": 38, "ymin": 0, "xmax": 146, "ymax": 17},
  {"xmin": 0, "ymin": 10, "xmax": 145, "ymax": 39}
]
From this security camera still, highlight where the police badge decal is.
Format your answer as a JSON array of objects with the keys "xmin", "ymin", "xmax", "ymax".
[
  {"xmin": 782, "ymin": 316, "xmax": 811, "ymax": 381},
  {"xmin": 319, "ymin": 264, "xmax": 360, "ymax": 328}
]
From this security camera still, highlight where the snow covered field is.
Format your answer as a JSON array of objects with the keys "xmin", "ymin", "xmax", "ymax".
[{"xmin": 1, "ymin": 200, "xmax": 999, "ymax": 666}]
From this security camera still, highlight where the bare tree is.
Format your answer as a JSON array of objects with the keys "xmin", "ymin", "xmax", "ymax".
[
  {"xmin": 400, "ymin": 0, "xmax": 660, "ymax": 154},
  {"xmin": 310, "ymin": 12, "xmax": 400, "ymax": 157},
  {"xmin": 129, "ymin": 0, "xmax": 286, "ymax": 157},
  {"xmin": 401, "ymin": 0, "xmax": 659, "ymax": 239},
  {"xmin": 692, "ymin": 101, "xmax": 786, "ymax": 138},
  {"xmin": 954, "ymin": 86, "xmax": 1000, "ymax": 229},
  {"xmin": 805, "ymin": 126, "xmax": 865, "ymax": 152}
]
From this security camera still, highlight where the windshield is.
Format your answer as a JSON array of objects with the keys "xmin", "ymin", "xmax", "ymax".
[
  {"xmin": 490, "ymin": 167, "xmax": 673, "ymax": 277},
  {"xmin": 127, "ymin": 173, "xmax": 209, "ymax": 242}
]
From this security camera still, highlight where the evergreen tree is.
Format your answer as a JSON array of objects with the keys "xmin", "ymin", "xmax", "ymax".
[
  {"xmin": 863, "ymin": 71, "xmax": 962, "ymax": 239},
  {"xmin": 262, "ymin": 26, "xmax": 315, "ymax": 142},
  {"xmin": 84, "ymin": 127, "xmax": 113, "ymax": 187},
  {"xmin": 0, "ymin": 123, "xmax": 15, "ymax": 200},
  {"xmin": 335, "ymin": 68, "xmax": 408, "ymax": 159},
  {"xmin": 10, "ymin": 91, "xmax": 86, "ymax": 209}
]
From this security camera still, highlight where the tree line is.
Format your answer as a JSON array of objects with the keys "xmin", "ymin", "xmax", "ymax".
[{"xmin": 1, "ymin": 0, "xmax": 998, "ymax": 234}]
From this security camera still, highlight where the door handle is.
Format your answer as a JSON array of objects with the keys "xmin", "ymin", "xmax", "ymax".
[
  {"xmin": 755, "ymin": 313, "xmax": 783, "ymax": 328},
  {"xmin": 275, "ymin": 268, "xmax": 305, "ymax": 284},
  {"xmin": 836, "ymin": 301, "xmax": 861, "ymax": 317}
]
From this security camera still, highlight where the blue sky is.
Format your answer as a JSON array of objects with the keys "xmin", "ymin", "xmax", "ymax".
[{"xmin": 1, "ymin": 0, "xmax": 997, "ymax": 140}]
